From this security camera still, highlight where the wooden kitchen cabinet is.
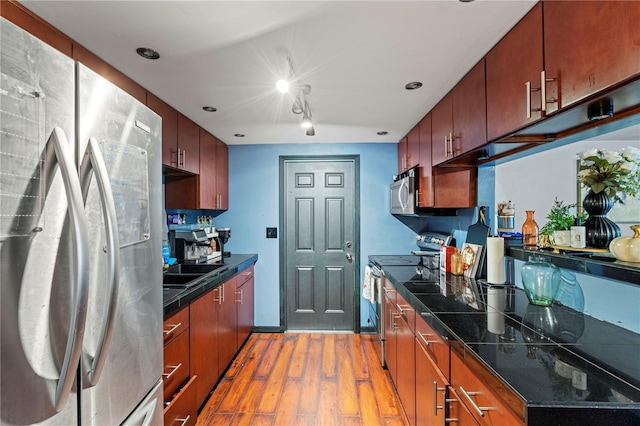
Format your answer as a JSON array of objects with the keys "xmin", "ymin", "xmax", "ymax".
[
  {"xmin": 452, "ymin": 60, "xmax": 487, "ymax": 154},
  {"xmin": 189, "ymin": 288, "xmax": 220, "ymax": 408},
  {"xmin": 417, "ymin": 115, "xmax": 434, "ymax": 208},
  {"xmin": 214, "ymin": 136, "xmax": 229, "ymax": 210},
  {"xmin": 163, "ymin": 306, "xmax": 199, "ymax": 426},
  {"xmin": 177, "ymin": 113, "xmax": 200, "ymax": 175},
  {"xmin": 416, "ymin": 332, "xmax": 451, "ymax": 426},
  {"xmin": 146, "ymin": 92, "xmax": 179, "ymax": 168},
  {"xmin": 450, "ymin": 349, "xmax": 525, "ymax": 426},
  {"xmin": 198, "ymin": 129, "xmax": 217, "ymax": 209},
  {"xmin": 398, "ymin": 126, "xmax": 420, "ymax": 173},
  {"xmin": 543, "ymin": 0, "xmax": 640, "ymax": 114},
  {"xmin": 217, "ymin": 280, "xmax": 238, "ymax": 375},
  {"xmin": 235, "ymin": 266, "xmax": 254, "ymax": 349},
  {"xmin": 395, "ymin": 292, "xmax": 416, "ymax": 426},
  {"xmin": 431, "ymin": 93, "xmax": 453, "ymax": 166},
  {"xmin": 433, "ymin": 167, "xmax": 476, "ymax": 208},
  {"xmin": 486, "ymin": 2, "xmax": 544, "ymax": 141}
]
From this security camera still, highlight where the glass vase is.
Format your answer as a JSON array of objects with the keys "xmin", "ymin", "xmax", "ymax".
[
  {"xmin": 521, "ymin": 210, "xmax": 539, "ymax": 249},
  {"xmin": 582, "ymin": 189, "xmax": 621, "ymax": 248},
  {"xmin": 521, "ymin": 255, "xmax": 561, "ymax": 306}
]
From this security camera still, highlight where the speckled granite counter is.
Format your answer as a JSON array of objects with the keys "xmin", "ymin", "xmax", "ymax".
[
  {"xmin": 162, "ymin": 254, "xmax": 258, "ymax": 317},
  {"xmin": 373, "ymin": 257, "xmax": 640, "ymax": 425}
]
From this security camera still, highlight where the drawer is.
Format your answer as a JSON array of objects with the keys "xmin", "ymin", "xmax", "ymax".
[
  {"xmin": 163, "ymin": 330, "xmax": 190, "ymax": 402},
  {"xmin": 236, "ymin": 265, "xmax": 254, "ymax": 285},
  {"xmin": 395, "ymin": 291, "xmax": 415, "ymax": 334},
  {"xmin": 164, "ymin": 375, "xmax": 198, "ymax": 426},
  {"xmin": 450, "ymin": 349, "xmax": 525, "ymax": 426},
  {"xmin": 415, "ymin": 313, "xmax": 450, "ymax": 380},
  {"xmin": 382, "ymin": 277, "xmax": 396, "ymax": 305},
  {"xmin": 164, "ymin": 306, "xmax": 189, "ymax": 345}
]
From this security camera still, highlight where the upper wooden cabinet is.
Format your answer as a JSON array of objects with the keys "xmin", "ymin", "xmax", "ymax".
[
  {"xmin": 397, "ymin": 125, "xmax": 420, "ymax": 174},
  {"xmin": 198, "ymin": 130, "xmax": 228, "ymax": 210},
  {"xmin": 431, "ymin": 93, "xmax": 453, "ymax": 166},
  {"xmin": 452, "ymin": 60, "xmax": 487, "ymax": 154},
  {"xmin": 417, "ymin": 115, "xmax": 434, "ymax": 208},
  {"xmin": 397, "ymin": 137, "xmax": 407, "ymax": 174},
  {"xmin": 543, "ymin": 0, "xmax": 640, "ymax": 114},
  {"xmin": 486, "ymin": 2, "xmax": 544, "ymax": 142},
  {"xmin": 177, "ymin": 114, "xmax": 200, "ymax": 175},
  {"xmin": 146, "ymin": 93, "xmax": 179, "ymax": 167}
]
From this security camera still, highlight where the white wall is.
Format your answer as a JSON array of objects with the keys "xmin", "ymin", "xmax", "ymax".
[{"xmin": 495, "ymin": 138, "xmax": 640, "ymax": 237}]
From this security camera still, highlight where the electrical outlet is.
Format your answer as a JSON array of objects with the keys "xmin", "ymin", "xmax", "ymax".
[{"xmin": 266, "ymin": 227, "xmax": 277, "ymax": 238}]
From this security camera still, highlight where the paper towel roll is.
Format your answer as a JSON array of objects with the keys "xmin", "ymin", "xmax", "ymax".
[
  {"xmin": 486, "ymin": 237, "xmax": 505, "ymax": 284},
  {"xmin": 487, "ymin": 287, "xmax": 506, "ymax": 335}
]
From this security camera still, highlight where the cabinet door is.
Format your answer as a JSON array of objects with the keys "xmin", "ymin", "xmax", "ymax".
[
  {"xmin": 397, "ymin": 136, "xmax": 408, "ymax": 173},
  {"xmin": 396, "ymin": 298, "xmax": 416, "ymax": 425},
  {"xmin": 147, "ymin": 93, "xmax": 179, "ymax": 168},
  {"xmin": 543, "ymin": 1, "xmax": 640, "ymax": 114},
  {"xmin": 486, "ymin": 2, "xmax": 543, "ymax": 141},
  {"xmin": 383, "ymin": 292, "xmax": 398, "ymax": 382},
  {"xmin": 189, "ymin": 290, "xmax": 219, "ymax": 408},
  {"xmin": 198, "ymin": 129, "xmax": 217, "ymax": 209},
  {"xmin": 431, "ymin": 93, "xmax": 453, "ymax": 166},
  {"xmin": 163, "ymin": 330, "xmax": 190, "ymax": 402},
  {"xmin": 236, "ymin": 268, "xmax": 254, "ymax": 349},
  {"xmin": 406, "ymin": 126, "xmax": 420, "ymax": 170},
  {"xmin": 433, "ymin": 168, "xmax": 476, "ymax": 208},
  {"xmin": 417, "ymin": 115, "xmax": 434, "ymax": 207},
  {"xmin": 214, "ymin": 137, "xmax": 229, "ymax": 210},
  {"xmin": 415, "ymin": 335, "xmax": 449, "ymax": 426},
  {"xmin": 218, "ymin": 281, "xmax": 238, "ymax": 373},
  {"xmin": 177, "ymin": 113, "xmax": 200, "ymax": 174},
  {"xmin": 453, "ymin": 60, "xmax": 487, "ymax": 153}
]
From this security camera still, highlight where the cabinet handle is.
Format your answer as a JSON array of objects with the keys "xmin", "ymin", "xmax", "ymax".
[
  {"xmin": 443, "ymin": 392, "xmax": 459, "ymax": 425},
  {"xmin": 418, "ymin": 331, "xmax": 437, "ymax": 346},
  {"xmin": 175, "ymin": 415, "xmax": 191, "ymax": 426},
  {"xmin": 163, "ymin": 322, "xmax": 182, "ymax": 337},
  {"xmin": 235, "ymin": 289, "xmax": 243, "ymax": 304},
  {"xmin": 434, "ymin": 382, "xmax": 446, "ymax": 416},
  {"xmin": 162, "ymin": 363, "xmax": 182, "ymax": 379},
  {"xmin": 459, "ymin": 386, "xmax": 490, "ymax": 417},
  {"xmin": 540, "ymin": 70, "xmax": 557, "ymax": 113},
  {"xmin": 525, "ymin": 81, "xmax": 542, "ymax": 119},
  {"xmin": 175, "ymin": 149, "xmax": 180, "ymax": 167}
]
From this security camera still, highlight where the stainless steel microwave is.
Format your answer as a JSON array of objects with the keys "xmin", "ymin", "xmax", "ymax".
[{"xmin": 390, "ymin": 169, "xmax": 417, "ymax": 215}]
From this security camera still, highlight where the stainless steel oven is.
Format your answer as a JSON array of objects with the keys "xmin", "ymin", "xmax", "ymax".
[{"xmin": 365, "ymin": 262, "xmax": 384, "ymax": 364}]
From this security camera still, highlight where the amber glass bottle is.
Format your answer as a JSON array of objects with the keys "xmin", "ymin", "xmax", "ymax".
[{"xmin": 522, "ymin": 210, "xmax": 539, "ymax": 249}]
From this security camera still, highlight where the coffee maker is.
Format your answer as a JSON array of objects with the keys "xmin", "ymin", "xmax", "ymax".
[
  {"xmin": 213, "ymin": 227, "xmax": 231, "ymax": 258},
  {"xmin": 170, "ymin": 229, "xmax": 219, "ymax": 263}
]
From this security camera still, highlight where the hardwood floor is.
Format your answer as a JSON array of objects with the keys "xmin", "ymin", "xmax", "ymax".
[{"xmin": 196, "ymin": 333, "xmax": 408, "ymax": 426}]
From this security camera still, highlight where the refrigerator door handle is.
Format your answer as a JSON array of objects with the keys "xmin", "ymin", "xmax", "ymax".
[
  {"xmin": 79, "ymin": 137, "xmax": 121, "ymax": 386},
  {"xmin": 49, "ymin": 127, "xmax": 91, "ymax": 411}
]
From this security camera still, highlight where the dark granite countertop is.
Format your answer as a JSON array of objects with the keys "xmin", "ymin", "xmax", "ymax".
[
  {"xmin": 374, "ymin": 258, "xmax": 640, "ymax": 424},
  {"xmin": 163, "ymin": 253, "xmax": 258, "ymax": 317}
]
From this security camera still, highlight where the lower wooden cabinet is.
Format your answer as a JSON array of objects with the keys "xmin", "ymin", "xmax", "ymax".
[
  {"xmin": 450, "ymin": 349, "xmax": 525, "ymax": 426},
  {"xmin": 163, "ymin": 375, "xmax": 198, "ymax": 426},
  {"xmin": 236, "ymin": 266, "xmax": 254, "ymax": 349}
]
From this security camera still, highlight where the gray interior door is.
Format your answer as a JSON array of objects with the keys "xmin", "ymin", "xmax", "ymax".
[{"xmin": 281, "ymin": 156, "xmax": 359, "ymax": 331}]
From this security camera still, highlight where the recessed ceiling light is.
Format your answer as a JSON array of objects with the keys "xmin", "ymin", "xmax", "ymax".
[
  {"xmin": 202, "ymin": 106, "xmax": 217, "ymax": 112},
  {"xmin": 405, "ymin": 82, "xmax": 423, "ymax": 90},
  {"xmin": 234, "ymin": 133, "xmax": 245, "ymax": 138},
  {"xmin": 377, "ymin": 131, "xmax": 389, "ymax": 136},
  {"xmin": 136, "ymin": 47, "xmax": 160, "ymax": 60}
]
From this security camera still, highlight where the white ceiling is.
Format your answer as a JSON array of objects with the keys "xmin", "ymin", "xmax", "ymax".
[{"xmin": 20, "ymin": 0, "xmax": 546, "ymax": 145}]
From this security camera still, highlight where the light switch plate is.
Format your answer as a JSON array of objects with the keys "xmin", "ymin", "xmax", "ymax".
[{"xmin": 266, "ymin": 227, "xmax": 277, "ymax": 238}]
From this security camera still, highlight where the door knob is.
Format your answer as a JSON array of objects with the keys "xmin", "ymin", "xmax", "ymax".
[{"xmin": 346, "ymin": 253, "xmax": 353, "ymax": 262}]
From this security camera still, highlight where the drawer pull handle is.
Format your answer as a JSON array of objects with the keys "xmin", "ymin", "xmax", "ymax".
[
  {"xmin": 459, "ymin": 386, "xmax": 490, "ymax": 417},
  {"xmin": 175, "ymin": 415, "xmax": 191, "ymax": 426},
  {"xmin": 418, "ymin": 332, "xmax": 437, "ymax": 346},
  {"xmin": 176, "ymin": 415, "xmax": 191, "ymax": 426},
  {"xmin": 162, "ymin": 363, "xmax": 182, "ymax": 380},
  {"xmin": 163, "ymin": 323, "xmax": 182, "ymax": 336},
  {"xmin": 433, "ymin": 382, "xmax": 446, "ymax": 416}
]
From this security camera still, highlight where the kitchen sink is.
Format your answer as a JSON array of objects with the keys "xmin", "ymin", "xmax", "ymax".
[
  {"xmin": 163, "ymin": 262, "xmax": 226, "ymax": 288},
  {"xmin": 165, "ymin": 263, "xmax": 225, "ymax": 274}
]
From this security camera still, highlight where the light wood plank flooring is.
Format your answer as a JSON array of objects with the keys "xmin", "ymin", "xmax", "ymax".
[{"xmin": 196, "ymin": 333, "xmax": 408, "ymax": 426}]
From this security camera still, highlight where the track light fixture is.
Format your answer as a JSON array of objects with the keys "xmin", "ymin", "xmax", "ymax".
[{"xmin": 277, "ymin": 54, "xmax": 315, "ymax": 136}]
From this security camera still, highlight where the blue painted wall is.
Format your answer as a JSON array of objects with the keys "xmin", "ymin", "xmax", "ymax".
[{"xmin": 213, "ymin": 143, "xmax": 417, "ymax": 328}]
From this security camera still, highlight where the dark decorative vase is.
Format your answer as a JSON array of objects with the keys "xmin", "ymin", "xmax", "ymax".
[{"xmin": 582, "ymin": 189, "xmax": 621, "ymax": 248}]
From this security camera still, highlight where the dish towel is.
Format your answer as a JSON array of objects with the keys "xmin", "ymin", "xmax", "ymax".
[{"xmin": 362, "ymin": 265, "xmax": 375, "ymax": 303}]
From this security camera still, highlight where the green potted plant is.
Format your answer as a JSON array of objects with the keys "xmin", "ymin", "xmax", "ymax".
[{"xmin": 540, "ymin": 198, "xmax": 587, "ymax": 247}]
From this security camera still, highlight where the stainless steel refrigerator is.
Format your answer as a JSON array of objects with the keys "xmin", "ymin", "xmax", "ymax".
[{"xmin": 1, "ymin": 17, "xmax": 163, "ymax": 425}]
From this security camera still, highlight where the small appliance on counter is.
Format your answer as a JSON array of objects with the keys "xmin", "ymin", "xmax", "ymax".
[
  {"xmin": 171, "ymin": 229, "xmax": 221, "ymax": 263},
  {"xmin": 213, "ymin": 227, "xmax": 231, "ymax": 258},
  {"xmin": 412, "ymin": 232, "xmax": 454, "ymax": 271}
]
